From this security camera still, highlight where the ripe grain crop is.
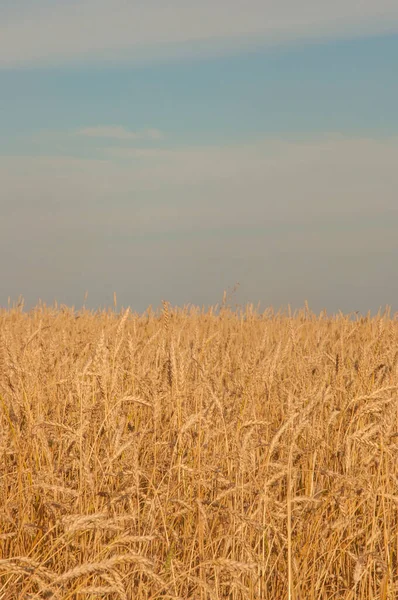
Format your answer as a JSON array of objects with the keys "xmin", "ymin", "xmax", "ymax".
[{"xmin": 0, "ymin": 300, "xmax": 397, "ymax": 599}]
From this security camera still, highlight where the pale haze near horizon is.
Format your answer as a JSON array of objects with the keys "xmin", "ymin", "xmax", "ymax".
[{"xmin": 1, "ymin": 1, "xmax": 398, "ymax": 316}]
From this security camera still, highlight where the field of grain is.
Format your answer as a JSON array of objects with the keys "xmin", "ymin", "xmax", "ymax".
[{"xmin": 0, "ymin": 300, "xmax": 397, "ymax": 599}]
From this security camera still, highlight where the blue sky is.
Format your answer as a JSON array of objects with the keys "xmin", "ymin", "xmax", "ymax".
[
  {"xmin": 1, "ymin": 1, "xmax": 398, "ymax": 314},
  {"xmin": 2, "ymin": 34, "xmax": 398, "ymax": 146}
]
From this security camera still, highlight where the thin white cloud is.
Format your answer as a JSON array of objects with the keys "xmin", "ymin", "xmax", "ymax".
[
  {"xmin": 2, "ymin": 135, "xmax": 398, "ymax": 224},
  {"xmin": 97, "ymin": 135, "xmax": 398, "ymax": 221},
  {"xmin": 75, "ymin": 126, "xmax": 163, "ymax": 141},
  {"xmin": 2, "ymin": 135, "xmax": 398, "ymax": 314},
  {"xmin": 1, "ymin": 0, "xmax": 398, "ymax": 67}
]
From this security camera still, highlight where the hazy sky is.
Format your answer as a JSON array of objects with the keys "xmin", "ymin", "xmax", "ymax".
[{"xmin": 1, "ymin": 2, "xmax": 398, "ymax": 315}]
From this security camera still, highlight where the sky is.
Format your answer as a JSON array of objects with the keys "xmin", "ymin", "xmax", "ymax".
[{"xmin": 1, "ymin": 1, "xmax": 398, "ymax": 315}]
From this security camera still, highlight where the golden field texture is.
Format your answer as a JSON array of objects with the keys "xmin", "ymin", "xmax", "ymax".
[{"xmin": 0, "ymin": 300, "xmax": 397, "ymax": 599}]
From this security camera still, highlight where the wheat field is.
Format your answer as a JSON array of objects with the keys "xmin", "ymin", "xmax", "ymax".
[{"xmin": 0, "ymin": 299, "xmax": 397, "ymax": 599}]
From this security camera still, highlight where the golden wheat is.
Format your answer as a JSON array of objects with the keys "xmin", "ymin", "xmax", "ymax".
[{"xmin": 0, "ymin": 301, "xmax": 397, "ymax": 599}]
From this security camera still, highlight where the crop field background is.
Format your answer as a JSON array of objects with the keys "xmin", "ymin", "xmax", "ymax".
[{"xmin": 0, "ymin": 299, "xmax": 397, "ymax": 599}]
